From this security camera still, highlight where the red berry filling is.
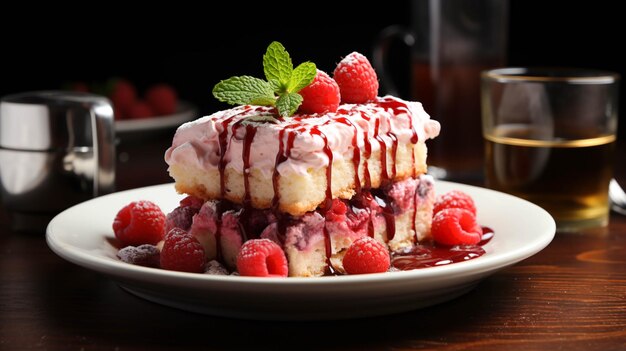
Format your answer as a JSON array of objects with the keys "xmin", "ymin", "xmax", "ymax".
[
  {"xmin": 342, "ymin": 236, "xmax": 390, "ymax": 274},
  {"xmin": 180, "ymin": 195, "xmax": 204, "ymax": 209},
  {"xmin": 325, "ymin": 198, "xmax": 348, "ymax": 222},
  {"xmin": 236, "ymin": 239, "xmax": 288, "ymax": 277}
]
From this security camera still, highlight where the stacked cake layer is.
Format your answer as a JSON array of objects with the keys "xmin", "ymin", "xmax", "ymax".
[
  {"xmin": 165, "ymin": 96, "xmax": 440, "ymax": 216},
  {"xmin": 164, "ymin": 95, "xmax": 440, "ymax": 276}
]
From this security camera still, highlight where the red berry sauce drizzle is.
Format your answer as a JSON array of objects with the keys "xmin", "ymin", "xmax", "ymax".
[
  {"xmin": 309, "ymin": 125, "xmax": 335, "ymax": 274},
  {"xmin": 392, "ymin": 227, "xmax": 493, "ymax": 270},
  {"xmin": 213, "ymin": 99, "xmax": 492, "ymax": 275},
  {"xmin": 215, "ymin": 108, "xmax": 249, "ymax": 261},
  {"xmin": 236, "ymin": 120, "xmax": 257, "ymax": 242}
]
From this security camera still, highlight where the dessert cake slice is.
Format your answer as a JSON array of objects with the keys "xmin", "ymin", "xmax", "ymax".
[
  {"xmin": 163, "ymin": 44, "xmax": 440, "ymax": 276},
  {"xmin": 165, "ymin": 96, "xmax": 440, "ymax": 276}
]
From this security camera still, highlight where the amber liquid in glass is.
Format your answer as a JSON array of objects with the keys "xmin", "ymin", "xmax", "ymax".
[{"xmin": 485, "ymin": 124, "xmax": 615, "ymax": 230}]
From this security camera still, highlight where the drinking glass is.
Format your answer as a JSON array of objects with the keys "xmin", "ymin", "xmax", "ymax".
[{"xmin": 481, "ymin": 68, "xmax": 619, "ymax": 232}]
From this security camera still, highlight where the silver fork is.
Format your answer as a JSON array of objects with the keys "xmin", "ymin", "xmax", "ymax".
[{"xmin": 610, "ymin": 179, "xmax": 626, "ymax": 215}]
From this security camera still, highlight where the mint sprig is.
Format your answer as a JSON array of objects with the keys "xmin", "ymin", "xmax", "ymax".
[
  {"xmin": 212, "ymin": 41, "xmax": 317, "ymax": 117},
  {"xmin": 212, "ymin": 76, "xmax": 274, "ymax": 105},
  {"xmin": 276, "ymin": 92, "xmax": 303, "ymax": 117},
  {"xmin": 263, "ymin": 42, "xmax": 293, "ymax": 87},
  {"xmin": 288, "ymin": 62, "xmax": 317, "ymax": 93}
]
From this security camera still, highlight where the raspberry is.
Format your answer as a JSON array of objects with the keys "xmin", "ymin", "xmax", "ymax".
[
  {"xmin": 298, "ymin": 70, "xmax": 341, "ymax": 114},
  {"xmin": 333, "ymin": 52, "xmax": 379, "ymax": 103},
  {"xmin": 160, "ymin": 228, "xmax": 206, "ymax": 273},
  {"xmin": 128, "ymin": 101, "xmax": 155, "ymax": 119},
  {"xmin": 145, "ymin": 84, "xmax": 178, "ymax": 116},
  {"xmin": 431, "ymin": 208, "xmax": 482, "ymax": 246},
  {"xmin": 165, "ymin": 206, "xmax": 199, "ymax": 233},
  {"xmin": 117, "ymin": 244, "xmax": 160, "ymax": 267},
  {"xmin": 165, "ymin": 196, "xmax": 203, "ymax": 233},
  {"xmin": 109, "ymin": 79, "xmax": 137, "ymax": 117},
  {"xmin": 113, "ymin": 200, "xmax": 166, "ymax": 246},
  {"xmin": 343, "ymin": 236, "xmax": 390, "ymax": 274},
  {"xmin": 433, "ymin": 190, "xmax": 477, "ymax": 216},
  {"xmin": 236, "ymin": 239, "xmax": 288, "ymax": 277}
]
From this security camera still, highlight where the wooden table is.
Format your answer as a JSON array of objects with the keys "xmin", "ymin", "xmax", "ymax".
[{"xmin": 1, "ymin": 131, "xmax": 626, "ymax": 351}]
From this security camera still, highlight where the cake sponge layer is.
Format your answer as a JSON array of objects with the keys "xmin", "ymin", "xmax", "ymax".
[{"xmin": 169, "ymin": 142, "xmax": 427, "ymax": 216}]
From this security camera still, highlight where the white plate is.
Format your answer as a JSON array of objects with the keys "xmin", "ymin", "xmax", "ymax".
[
  {"xmin": 115, "ymin": 101, "xmax": 196, "ymax": 133},
  {"xmin": 46, "ymin": 181, "xmax": 555, "ymax": 320}
]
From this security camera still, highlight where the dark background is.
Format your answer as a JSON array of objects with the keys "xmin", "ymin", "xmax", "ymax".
[{"xmin": 2, "ymin": 1, "xmax": 624, "ymax": 139}]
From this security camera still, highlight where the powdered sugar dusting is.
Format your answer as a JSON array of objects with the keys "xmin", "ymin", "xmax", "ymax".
[
  {"xmin": 340, "ymin": 52, "xmax": 362, "ymax": 66},
  {"xmin": 117, "ymin": 244, "xmax": 160, "ymax": 267},
  {"xmin": 204, "ymin": 260, "xmax": 229, "ymax": 275}
]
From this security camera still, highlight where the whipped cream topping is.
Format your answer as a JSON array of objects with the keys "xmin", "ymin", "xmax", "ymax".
[{"xmin": 165, "ymin": 96, "xmax": 440, "ymax": 178}]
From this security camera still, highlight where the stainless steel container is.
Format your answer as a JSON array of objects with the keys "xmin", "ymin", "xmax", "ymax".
[{"xmin": 0, "ymin": 91, "xmax": 115, "ymax": 232}]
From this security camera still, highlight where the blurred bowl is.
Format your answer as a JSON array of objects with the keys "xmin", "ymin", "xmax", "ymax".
[{"xmin": 115, "ymin": 101, "xmax": 197, "ymax": 134}]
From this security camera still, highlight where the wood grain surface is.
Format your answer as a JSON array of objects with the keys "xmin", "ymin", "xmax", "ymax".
[{"xmin": 1, "ymin": 133, "xmax": 625, "ymax": 351}]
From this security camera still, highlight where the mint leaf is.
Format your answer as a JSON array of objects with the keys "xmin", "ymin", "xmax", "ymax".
[
  {"xmin": 268, "ymin": 79, "xmax": 282, "ymax": 93},
  {"xmin": 250, "ymin": 95, "xmax": 277, "ymax": 106},
  {"xmin": 276, "ymin": 92, "xmax": 303, "ymax": 117},
  {"xmin": 213, "ymin": 41, "xmax": 318, "ymax": 117},
  {"xmin": 213, "ymin": 76, "xmax": 275, "ymax": 106},
  {"xmin": 288, "ymin": 62, "xmax": 317, "ymax": 93},
  {"xmin": 263, "ymin": 41, "xmax": 293, "ymax": 88}
]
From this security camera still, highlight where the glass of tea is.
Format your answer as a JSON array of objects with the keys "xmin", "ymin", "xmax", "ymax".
[{"xmin": 481, "ymin": 67, "xmax": 619, "ymax": 232}]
